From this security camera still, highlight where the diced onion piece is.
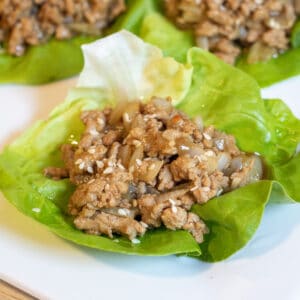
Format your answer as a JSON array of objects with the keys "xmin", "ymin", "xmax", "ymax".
[
  {"xmin": 247, "ymin": 42, "xmax": 277, "ymax": 64},
  {"xmin": 68, "ymin": 23, "xmax": 103, "ymax": 35},
  {"xmin": 224, "ymin": 156, "xmax": 243, "ymax": 176},
  {"xmin": 240, "ymin": 155, "xmax": 263, "ymax": 185},
  {"xmin": 129, "ymin": 145, "xmax": 144, "ymax": 169},
  {"xmin": 194, "ymin": 116, "xmax": 204, "ymax": 131},
  {"xmin": 206, "ymin": 156, "xmax": 218, "ymax": 174},
  {"xmin": 176, "ymin": 137, "xmax": 204, "ymax": 157},
  {"xmin": 137, "ymin": 160, "xmax": 164, "ymax": 183},
  {"xmin": 109, "ymin": 101, "xmax": 128, "ymax": 125},
  {"xmin": 122, "ymin": 101, "xmax": 140, "ymax": 132},
  {"xmin": 119, "ymin": 144, "xmax": 132, "ymax": 168},
  {"xmin": 217, "ymin": 153, "xmax": 231, "ymax": 171},
  {"xmin": 152, "ymin": 97, "xmax": 173, "ymax": 112},
  {"xmin": 196, "ymin": 36, "xmax": 209, "ymax": 50},
  {"xmin": 102, "ymin": 208, "xmax": 138, "ymax": 219}
]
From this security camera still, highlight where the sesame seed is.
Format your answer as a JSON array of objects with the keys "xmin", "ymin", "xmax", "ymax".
[
  {"xmin": 96, "ymin": 161, "xmax": 104, "ymax": 168},
  {"xmin": 215, "ymin": 139, "xmax": 224, "ymax": 151},
  {"xmin": 136, "ymin": 159, "xmax": 142, "ymax": 166},
  {"xmin": 87, "ymin": 166, "xmax": 94, "ymax": 174},
  {"xmin": 118, "ymin": 208, "xmax": 129, "ymax": 216},
  {"xmin": 108, "ymin": 161, "xmax": 115, "ymax": 167},
  {"xmin": 149, "ymin": 114, "xmax": 157, "ymax": 118},
  {"xmin": 216, "ymin": 189, "xmax": 223, "ymax": 196},
  {"xmin": 149, "ymin": 163, "xmax": 156, "ymax": 170},
  {"xmin": 105, "ymin": 183, "xmax": 110, "ymax": 190},
  {"xmin": 132, "ymin": 140, "xmax": 142, "ymax": 147},
  {"xmin": 140, "ymin": 221, "xmax": 148, "ymax": 228},
  {"xmin": 169, "ymin": 199, "xmax": 176, "ymax": 205},
  {"xmin": 71, "ymin": 141, "xmax": 78, "ymax": 145},
  {"xmin": 32, "ymin": 207, "xmax": 41, "ymax": 213},
  {"xmin": 88, "ymin": 179, "xmax": 95, "ymax": 184},
  {"xmin": 97, "ymin": 118, "xmax": 105, "ymax": 126},
  {"xmin": 89, "ymin": 128, "xmax": 99, "ymax": 136},
  {"xmin": 103, "ymin": 167, "xmax": 113, "ymax": 174},
  {"xmin": 205, "ymin": 150, "xmax": 214, "ymax": 157},
  {"xmin": 75, "ymin": 159, "xmax": 83, "ymax": 165},
  {"xmin": 123, "ymin": 113, "xmax": 131, "ymax": 123},
  {"xmin": 131, "ymin": 238, "xmax": 140, "ymax": 244},
  {"xmin": 190, "ymin": 185, "xmax": 199, "ymax": 191},
  {"xmin": 88, "ymin": 148, "xmax": 96, "ymax": 154},
  {"xmin": 171, "ymin": 206, "xmax": 178, "ymax": 213},
  {"xmin": 196, "ymin": 155, "xmax": 202, "ymax": 163},
  {"xmin": 180, "ymin": 145, "xmax": 190, "ymax": 150},
  {"xmin": 268, "ymin": 18, "xmax": 280, "ymax": 29},
  {"xmin": 117, "ymin": 162, "xmax": 125, "ymax": 170},
  {"xmin": 203, "ymin": 133, "xmax": 211, "ymax": 140}
]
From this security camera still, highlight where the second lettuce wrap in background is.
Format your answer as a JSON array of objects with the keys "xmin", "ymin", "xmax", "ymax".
[{"xmin": 2, "ymin": 0, "xmax": 300, "ymax": 86}]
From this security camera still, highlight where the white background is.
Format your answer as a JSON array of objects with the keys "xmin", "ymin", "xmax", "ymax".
[{"xmin": 0, "ymin": 76, "xmax": 300, "ymax": 300}]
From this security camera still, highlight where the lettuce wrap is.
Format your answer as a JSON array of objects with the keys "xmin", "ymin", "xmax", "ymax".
[
  {"xmin": 3, "ymin": 0, "xmax": 300, "ymax": 87},
  {"xmin": 113, "ymin": 0, "xmax": 300, "ymax": 88},
  {"xmin": 0, "ymin": 0, "xmax": 152, "ymax": 85},
  {"xmin": 0, "ymin": 31, "xmax": 300, "ymax": 262}
]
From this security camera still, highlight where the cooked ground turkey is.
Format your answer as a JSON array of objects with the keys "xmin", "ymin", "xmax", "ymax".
[
  {"xmin": 164, "ymin": 0, "xmax": 299, "ymax": 64},
  {"xmin": 45, "ymin": 97, "xmax": 263, "ymax": 243},
  {"xmin": 0, "ymin": 0, "xmax": 125, "ymax": 56}
]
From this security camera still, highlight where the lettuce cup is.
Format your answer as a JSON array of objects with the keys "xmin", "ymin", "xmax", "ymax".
[{"xmin": 1, "ymin": 31, "xmax": 299, "ymax": 262}]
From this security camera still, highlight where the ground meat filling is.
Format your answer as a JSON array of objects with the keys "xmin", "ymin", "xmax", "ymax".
[
  {"xmin": 164, "ymin": 0, "xmax": 298, "ymax": 64},
  {"xmin": 0, "ymin": 0, "xmax": 126, "ymax": 56},
  {"xmin": 45, "ymin": 97, "xmax": 263, "ymax": 243}
]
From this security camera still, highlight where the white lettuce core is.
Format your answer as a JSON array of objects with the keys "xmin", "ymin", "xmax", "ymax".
[{"xmin": 68, "ymin": 30, "xmax": 192, "ymax": 105}]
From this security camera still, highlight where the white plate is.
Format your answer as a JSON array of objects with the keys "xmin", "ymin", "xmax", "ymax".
[{"xmin": 0, "ymin": 77, "xmax": 300, "ymax": 300}]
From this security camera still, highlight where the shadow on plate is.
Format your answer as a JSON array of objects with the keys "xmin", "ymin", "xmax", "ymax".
[
  {"xmin": 230, "ymin": 203, "xmax": 300, "ymax": 261},
  {"xmin": 1, "ymin": 190, "xmax": 300, "ymax": 276},
  {"xmin": 0, "ymin": 194, "xmax": 209, "ymax": 277},
  {"xmin": 72, "ymin": 242, "xmax": 211, "ymax": 277}
]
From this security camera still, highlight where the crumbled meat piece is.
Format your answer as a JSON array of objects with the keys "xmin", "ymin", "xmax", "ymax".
[
  {"xmin": 74, "ymin": 212, "xmax": 146, "ymax": 240},
  {"xmin": 45, "ymin": 97, "xmax": 263, "ymax": 243},
  {"xmin": 0, "ymin": 0, "xmax": 126, "ymax": 56},
  {"xmin": 183, "ymin": 212, "xmax": 209, "ymax": 243},
  {"xmin": 161, "ymin": 207, "xmax": 188, "ymax": 230},
  {"xmin": 44, "ymin": 166, "xmax": 68, "ymax": 180},
  {"xmin": 157, "ymin": 165, "xmax": 175, "ymax": 191},
  {"xmin": 68, "ymin": 170, "xmax": 131, "ymax": 215},
  {"xmin": 164, "ymin": 0, "xmax": 297, "ymax": 64},
  {"xmin": 262, "ymin": 29, "xmax": 288, "ymax": 49}
]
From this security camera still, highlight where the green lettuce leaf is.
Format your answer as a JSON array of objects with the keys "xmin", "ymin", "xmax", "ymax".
[
  {"xmin": 74, "ymin": 30, "xmax": 192, "ymax": 105},
  {"xmin": 236, "ymin": 47, "xmax": 300, "ymax": 87},
  {"xmin": 0, "ymin": 36, "xmax": 97, "ymax": 85},
  {"xmin": 1, "ymin": 32, "xmax": 300, "ymax": 262}
]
